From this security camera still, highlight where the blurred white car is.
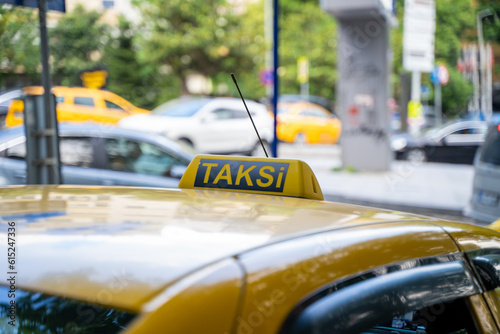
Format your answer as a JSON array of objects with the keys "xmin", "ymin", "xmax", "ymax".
[{"xmin": 119, "ymin": 97, "xmax": 273, "ymax": 156}]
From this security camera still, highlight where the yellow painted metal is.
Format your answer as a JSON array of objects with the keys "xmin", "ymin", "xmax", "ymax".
[
  {"xmin": 0, "ymin": 185, "xmax": 428, "ymax": 313},
  {"xmin": 482, "ymin": 290, "xmax": 500, "ymax": 331},
  {"xmin": 179, "ymin": 154, "xmax": 324, "ymax": 200},
  {"xmin": 236, "ymin": 221, "xmax": 461, "ymax": 334},
  {"xmin": 487, "ymin": 218, "xmax": 500, "ymax": 232},
  {"xmin": 468, "ymin": 294, "xmax": 500, "ymax": 333},
  {"xmin": 436, "ymin": 221, "xmax": 500, "ymax": 252},
  {"xmin": 5, "ymin": 86, "xmax": 149, "ymax": 127},
  {"xmin": 125, "ymin": 259, "xmax": 243, "ymax": 334}
]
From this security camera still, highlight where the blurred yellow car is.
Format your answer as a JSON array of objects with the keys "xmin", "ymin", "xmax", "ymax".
[
  {"xmin": 2, "ymin": 154, "xmax": 500, "ymax": 333},
  {"xmin": 5, "ymin": 86, "xmax": 149, "ymax": 127},
  {"xmin": 275, "ymin": 102, "xmax": 341, "ymax": 144}
]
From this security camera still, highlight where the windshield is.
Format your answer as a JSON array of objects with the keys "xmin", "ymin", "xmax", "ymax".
[
  {"xmin": 0, "ymin": 286, "xmax": 136, "ymax": 333},
  {"xmin": 155, "ymin": 99, "xmax": 211, "ymax": 117}
]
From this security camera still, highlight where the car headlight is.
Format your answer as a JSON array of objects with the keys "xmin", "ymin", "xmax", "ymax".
[{"xmin": 391, "ymin": 137, "xmax": 407, "ymax": 151}]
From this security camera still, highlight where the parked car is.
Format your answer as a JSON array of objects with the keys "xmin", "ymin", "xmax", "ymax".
[
  {"xmin": 0, "ymin": 89, "xmax": 21, "ymax": 129},
  {"xmin": 119, "ymin": 97, "xmax": 273, "ymax": 156},
  {"xmin": 391, "ymin": 120, "xmax": 488, "ymax": 164},
  {"xmin": 5, "ymin": 86, "xmax": 149, "ymax": 128},
  {"xmin": 2, "ymin": 154, "xmax": 500, "ymax": 333},
  {"xmin": 275, "ymin": 102, "xmax": 341, "ymax": 144},
  {"xmin": 0, "ymin": 123, "xmax": 193, "ymax": 187},
  {"xmin": 465, "ymin": 122, "xmax": 500, "ymax": 223}
]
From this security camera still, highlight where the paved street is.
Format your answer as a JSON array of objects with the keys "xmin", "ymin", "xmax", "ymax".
[{"xmin": 278, "ymin": 143, "xmax": 481, "ymax": 225}]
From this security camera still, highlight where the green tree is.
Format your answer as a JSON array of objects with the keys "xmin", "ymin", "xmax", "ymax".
[
  {"xmin": 49, "ymin": 5, "xmax": 108, "ymax": 86},
  {"xmin": 0, "ymin": 5, "xmax": 40, "ymax": 86},
  {"xmin": 133, "ymin": 0, "xmax": 248, "ymax": 96},
  {"xmin": 103, "ymin": 17, "xmax": 172, "ymax": 109},
  {"xmin": 231, "ymin": 0, "xmax": 337, "ymax": 102}
]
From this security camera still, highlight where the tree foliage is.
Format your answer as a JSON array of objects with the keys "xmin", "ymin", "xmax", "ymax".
[
  {"xmin": 0, "ymin": 5, "xmax": 40, "ymax": 86},
  {"xmin": 49, "ymin": 5, "xmax": 108, "ymax": 86},
  {"xmin": 132, "ymin": 0, "xmax": 249, "ymax": 96}
]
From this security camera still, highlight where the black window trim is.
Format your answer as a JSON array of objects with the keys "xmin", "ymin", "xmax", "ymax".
[{"xmin": 280, "ymin": 253, "xmax": 481, "ymax": 334}]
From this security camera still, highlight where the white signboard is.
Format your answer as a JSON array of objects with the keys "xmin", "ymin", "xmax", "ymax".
[{"xmin": 403, "ymin": 0, "xmax": 436, "ymax": 72}]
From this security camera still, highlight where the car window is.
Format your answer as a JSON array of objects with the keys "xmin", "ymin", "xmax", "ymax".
[
  {"xmin": 232, "ymin": 108, "xmax": 249, "ymax": 119},
  {"xmin": 282, "ymin": 257, "xmax": 481, "ymax": 334},
  {"xmin": 5, "ymin": 137, "xmax": 93, "ymax": 168},
  {"xmin": 55, "ymin": 96, "xmax": 64, "ymax": 104},
  {"xmin": 60, "ymin": 137, "xmax": 93, "ymax": 167},
  {"xmin": 158, "ymin": 99, "xmax": 211, "ymax": 117},
  {"xmin": 73, "ymin": 96, "xmax": 95, "ymax": 107},
  {"xmin": 364, "ymin": 298, "xmax": 479, "ymax": 334},
  {"xmin": 105, "ymin": 138, "xmax": 187, "ymax": 176},
  {"xmin": 105, "ymin": 99, "xmax": 125, "ymax": 110},
  {"xmin": 212, "ymin": 109, "xmax": 233, "ymax": 120},
  {"xmin": 480, "ymin": 126, "xmax": 500, "ymax": 166}
]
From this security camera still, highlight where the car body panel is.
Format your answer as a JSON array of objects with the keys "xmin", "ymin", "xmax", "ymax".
[
  {"xmin": 275, "ymin": 102, "xmax": 341, "ymax": 144},
  {"xmin": 236, "ymin": 221, "xmax": 461, "ymax": 333},
  {"xmin": 5, "ymin": 86, "xmax": 149, "ymax": 128},
  {"xmin": 119, "ymin": 97, "xmax": 273, "ymax": 155},
  {"xmin": 393, "ymin": 120, "xmax": 488, "ymax": 164},
  {"xmin": 0, "ymin": 124, "xmax": 193, "ymax": 188},
  {"xmin": 0, "ymin": 185, "xmax": 441, "ymax": 311},
  {"xmin": 126, "ymin": 258, "xmax": 243, "ymax": 334}
]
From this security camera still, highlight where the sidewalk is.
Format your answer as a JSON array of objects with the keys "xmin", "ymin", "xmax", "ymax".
[{"xmin": 278, "ymin": 144, "xmax": 475, "ymax": 213}]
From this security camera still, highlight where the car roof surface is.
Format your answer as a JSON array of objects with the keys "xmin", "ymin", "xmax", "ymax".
[{"xmin": 0, "ymin": 184, "xmax": 474, "ymax": 313}]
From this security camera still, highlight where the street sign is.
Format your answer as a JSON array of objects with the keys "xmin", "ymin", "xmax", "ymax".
[
  {"xmin": 438, "ymin": 64, "xmax": 449, "ymax": 85},
  {"xmin": 421, "ymin": 84, "xmax": 432, "ymax": 101},
  {"xmin": 297, "ymin": 56, "xmax": 309, "ymax": 84},
  {"xmin": 0, "ymin": 0, "xmax": 65, "ymax": 12},
  {"xmin": 259, "ymin": 68, "xmax": 274, "ymax": 86},
  {"xmin": 403, "ymin": 0, "xmax": 435, "ymax": 72}
]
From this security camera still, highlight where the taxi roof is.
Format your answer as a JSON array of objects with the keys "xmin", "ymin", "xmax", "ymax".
[{"xmin": 0, "ymin": 185, "xmax": 459, "ymax": 313}]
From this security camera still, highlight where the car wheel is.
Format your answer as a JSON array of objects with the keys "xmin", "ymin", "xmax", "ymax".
[
  {"xmin": 177, "ymin": 138, "xmax": 197, "ymax": 153},
  {"xmin": 294, "ymin": 132, "xmax": 307, "ymax": 145},
  {"xmin": 405, "ymin": 148, "xmax": 427, "ymax": 163},
  {"xmin": 250, "ymin": 141, "xmax": 272, "ymax": 157}
]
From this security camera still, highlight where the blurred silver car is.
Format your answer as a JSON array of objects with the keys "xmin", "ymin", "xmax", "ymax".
[
  {"xmin": 465, "ymin": 123, "xmax": 500, "ymax": 223},
  {"xmin": 119, "ymin": 97, "xmax": 273, "ymax": 156},
  {"xmin": 0, "ymin": 123, "xmax": 193, "ymax": 187}
]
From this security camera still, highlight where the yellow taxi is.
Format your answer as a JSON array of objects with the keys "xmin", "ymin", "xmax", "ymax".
[
  {"xmin": 5, "ymin": 86, "xmax": 149, "ymax": 127},
  {"xmin": 275, "ymin": 102, "xmax": 341, "ymax": 144},
  {"xmin": 2, "ymin": 154, "xmax": 500, "ymax": 333}
]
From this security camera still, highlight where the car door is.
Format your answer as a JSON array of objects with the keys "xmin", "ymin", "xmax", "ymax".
[
  {"xmin": 0, "ymin": 135, "xmax": 100, "ymax": 185},
  {"xmin": 95, "ymin": 136, "xmax": 188, "ymax": 188},
  {"xmin": 430, "ymin": 126, "xmax": 487, "ymax": 164},
  {"xmin": 235, "ymin": 222, "xmax": 498, "ymax": 334},
  {"xmin": 196, "ymin": 107, "xmax": 255, "ymax": 154},
  {"xmin": 58, "ymin": 136, "xmax": 100, "ymax": 185}
]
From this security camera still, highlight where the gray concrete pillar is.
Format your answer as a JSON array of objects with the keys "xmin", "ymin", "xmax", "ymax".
[{"xmin": 321, "ymin": 2, "xmax": 394, "ymax": 171}]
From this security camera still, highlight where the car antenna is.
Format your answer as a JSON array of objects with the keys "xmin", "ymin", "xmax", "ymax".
[{"xmin": 231, "ymin": 73, "xmax": 269, "ymax": 158}]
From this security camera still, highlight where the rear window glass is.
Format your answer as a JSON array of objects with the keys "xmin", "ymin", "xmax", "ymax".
[
  {"xmin": 157, "ymin": 99, "xmax": 210, "ymax": 117},
  {"xmin": 480, "ymin": 126, "xmax": 500, "ymax": 166},
  {"xmin": 0, "ymin": 286, "xmax": 136, "ymax": 333}
]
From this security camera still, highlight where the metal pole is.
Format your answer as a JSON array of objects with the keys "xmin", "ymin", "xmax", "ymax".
[
  {"xmin": 272, "ymin": 0, "xmax": 279, "ymax": 158},
  {"xmin": 434, "ymin": 82, "xmax": 442, "ymax": 126},
  {"xmin": 36, "ymin": 0, "xmax": 62, "ymax": 184}
]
